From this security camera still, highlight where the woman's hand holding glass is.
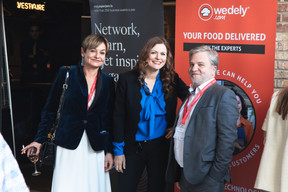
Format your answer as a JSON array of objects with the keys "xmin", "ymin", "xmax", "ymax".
[
  {"xmin": 21, "ymin": 142, "xmax": 42, "ymax": 176},
  {"xmin": 21, "ymin": 141, "xmax": 41, "ymax": 156}
]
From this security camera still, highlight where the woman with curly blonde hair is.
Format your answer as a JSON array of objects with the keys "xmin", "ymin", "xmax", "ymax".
[{"xmin": 113, "ymin": 36, "xmax": 189, "ymax": 192}]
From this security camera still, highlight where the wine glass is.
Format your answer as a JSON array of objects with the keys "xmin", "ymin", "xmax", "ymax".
[{"xmin": 28, "ymin": 148, "xmax": 41, "ymax": 176}]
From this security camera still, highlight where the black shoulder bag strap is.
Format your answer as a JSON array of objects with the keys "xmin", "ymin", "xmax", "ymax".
[{"xmin": 48, "ymin": 66, "xmax": 70, "ymax": 141}]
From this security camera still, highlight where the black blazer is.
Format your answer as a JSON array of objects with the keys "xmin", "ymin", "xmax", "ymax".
[
  {"xmin": 34, "ymin": 65, "xmax": 115, "ymax": 153},
  {"xmin": 113, "ymin": 70, "xmax": 189, "ymax": 155}
]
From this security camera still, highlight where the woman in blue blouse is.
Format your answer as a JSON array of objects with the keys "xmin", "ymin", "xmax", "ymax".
[{"xmin": 113, "ymin": 36, "xmax": 189, "ymax": 192}]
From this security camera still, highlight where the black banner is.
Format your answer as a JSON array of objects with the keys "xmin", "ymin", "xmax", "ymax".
[
  {"xmin": 89, "ymin": 0, "xmax": 164, "ymax": 81},
  {"xmin": 183, "ymin": 43, "xmax": 265, "ymax": 54}
]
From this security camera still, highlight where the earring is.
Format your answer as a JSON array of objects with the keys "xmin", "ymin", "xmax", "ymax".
[{"xmin": 81, "ymin": 56, "xmax": 84, "ymax": 66}]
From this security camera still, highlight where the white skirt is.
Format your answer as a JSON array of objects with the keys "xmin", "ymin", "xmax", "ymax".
[{"xmin": 51, "ymin": 131, "xmax": 111, "ymax": 192}]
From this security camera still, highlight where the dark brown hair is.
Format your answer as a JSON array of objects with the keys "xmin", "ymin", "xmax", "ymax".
[
  {"xmin": 276, "ymin": 87, "xmax": 288, "ymax": 120},
  {"xmin": 133, "ymin": 36, "xmax": 175, "ymax": 97}
]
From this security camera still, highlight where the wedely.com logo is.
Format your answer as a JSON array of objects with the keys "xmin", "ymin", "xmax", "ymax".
[{"xmin": 198, "ymin": 3, "xmax": 250, "ymax": 21}]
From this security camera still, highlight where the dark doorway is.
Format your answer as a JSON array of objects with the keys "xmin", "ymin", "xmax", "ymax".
[{"xmin": 2, "ymin": 1, "xmax": 82, "ymax": 190}]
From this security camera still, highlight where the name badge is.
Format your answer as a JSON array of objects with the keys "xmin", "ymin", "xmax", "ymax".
[{"xmin": 173, "ymin": 124, "xmax": 186, "ymax": 140}]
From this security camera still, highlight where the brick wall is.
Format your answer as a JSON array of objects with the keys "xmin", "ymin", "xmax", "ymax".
[{"xmin": 275, "ymin": 1, "xmax": 288, "ymax": 91}]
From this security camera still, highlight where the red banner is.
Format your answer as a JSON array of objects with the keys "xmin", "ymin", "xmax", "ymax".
[{"xmin": 175, "ymin": 0, "xmax": 277, "ymax": 191}]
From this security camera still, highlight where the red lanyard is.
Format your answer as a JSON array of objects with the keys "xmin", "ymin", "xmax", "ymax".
[
  {"xmin": 181, "ymin": 79, "xmax": 216, "ymax": 124},
  {"xmin": 87, "ymin": 74, "xmax": 97, "ymax": 110}
]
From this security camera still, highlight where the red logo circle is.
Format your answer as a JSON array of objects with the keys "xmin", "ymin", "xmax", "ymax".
[{"xmin": 198, "ymin": 3, "xmax": 213, "ymax": 21}]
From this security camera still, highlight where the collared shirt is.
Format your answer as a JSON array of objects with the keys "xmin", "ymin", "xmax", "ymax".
[
  {"xmin": 0, "ymin": 134, "xmax": 29, "ymax": 192},
  {"xmin": 113, "ymin": 72, "xmax": 167, "ymax": 156},
  {"xmin": 136, "ymin": 73, "xmax": 167, "ymax": 141},
  {"xmin": 174, "ymin": 78, "xmax": 215, "ymax": 167}
]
